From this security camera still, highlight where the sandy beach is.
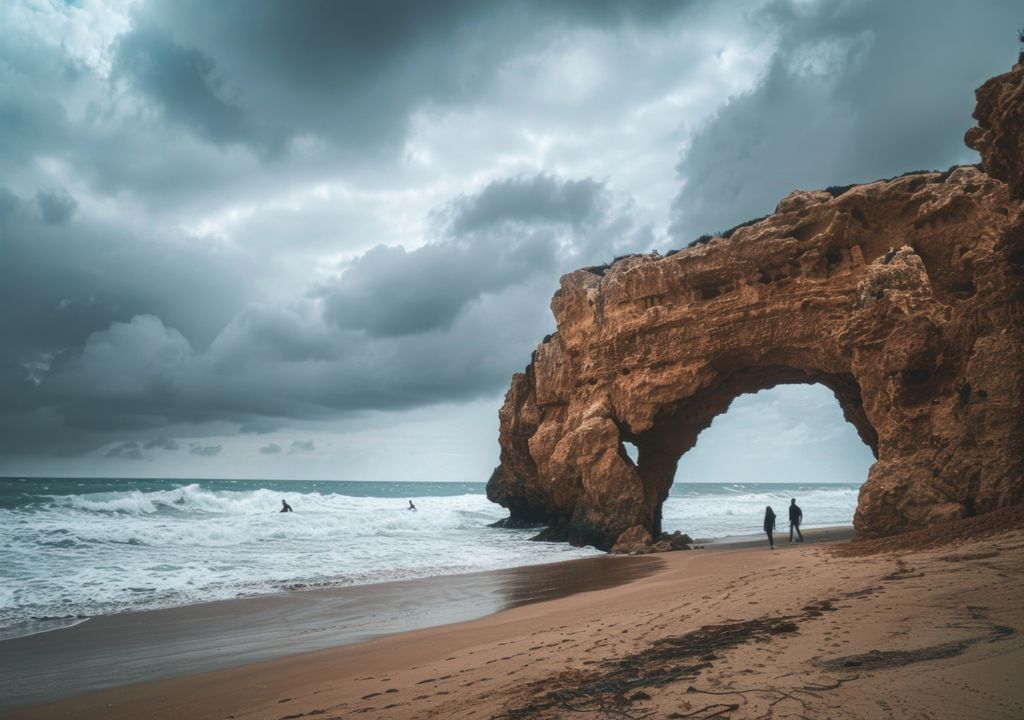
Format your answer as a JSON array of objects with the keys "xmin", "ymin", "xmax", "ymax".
[{"xmin": 4, "ymin": 513, "xmax": 1023, "ymax": 720}]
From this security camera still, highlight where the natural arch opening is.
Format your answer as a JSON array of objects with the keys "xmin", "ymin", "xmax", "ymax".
[
  {"xmin": 623, "ymin": 367, "xmax": 879, "ymax": 540},
  {"xmin": 659, "ymin": 384, "xmax": 876, "ymax": 540}
]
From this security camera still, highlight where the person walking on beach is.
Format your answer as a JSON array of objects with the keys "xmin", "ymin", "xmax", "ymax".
[
  {"xmin": 763, "ymin": 506, "xmax": 776, "ymax": 550},
  {"xmin": 280, "ymin": 499, "xmax": 293, "ymax": 513},
  {"xmin": 789, "ymin": 498, "xmax": 804, "ymax": 543}
]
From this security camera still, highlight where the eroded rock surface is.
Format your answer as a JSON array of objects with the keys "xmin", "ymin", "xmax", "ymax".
[
  {"xmin": 966, "ymin": 61, "xmax": 1024, "ymax": 198},
  {"xmin": 488, "ymin": 63, "xmax": 1024, "ymax": 551}
]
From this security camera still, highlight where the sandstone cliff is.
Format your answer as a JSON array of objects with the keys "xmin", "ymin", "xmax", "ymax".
[{"xmin": 488, "ymin": 62, "xmax": 1024, "ymax": 552}]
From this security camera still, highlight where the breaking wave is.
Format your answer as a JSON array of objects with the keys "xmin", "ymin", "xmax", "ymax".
[{"xmin": 2, "ymin": 478, "xmax": 857, "ymax": 639}]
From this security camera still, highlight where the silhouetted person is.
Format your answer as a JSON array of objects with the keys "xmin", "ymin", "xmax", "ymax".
[
  {"xmin": 408, "ymin": 500, "xmax": 416, "ymax": 511},
  {"xmin": 764, "ymin": 505, "xmax": 776, "ymax": 550},
  {"xmin": 788, "ymin": 498, "xmax": 804, "ymax": 543},
  {"xmin": 280, "ymin": 499, "xmax": 293, "ymax": 513}
]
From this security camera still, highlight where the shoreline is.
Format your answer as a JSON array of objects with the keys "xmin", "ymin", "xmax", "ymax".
[
  {"xmin": 0, "ymin": 552, "xmax": 661, "ymax": 711},
  {"xmin": 0, "ymin": 526, "xmax": 850, "ymax": 714},
  {"xmin": 693, "ymin": 522, "xmax": 853, "ymax": 547}
]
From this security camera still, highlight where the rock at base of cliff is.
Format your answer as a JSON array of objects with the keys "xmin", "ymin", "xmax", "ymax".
[
  {"xmin": 530, "ymin": 520, "xmax": 571, "ymax": 542},
  {"xmin": 610, "ymin": 525, "xmax": 653, "ymax": 554},
  {"xmin": 489, "ymin": 516, "xmax": 545, "ymax": 530},
  {"xmin": 610, "ymin": 527, "xmax": 693, "ymax": 554},
  {"xmin": 658, "ymin": 531, "xmax": 694, "ymax": 549}
]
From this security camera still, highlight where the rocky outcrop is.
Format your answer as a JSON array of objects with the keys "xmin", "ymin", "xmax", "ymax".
[
  {"xmin": 488, "ymin": 63, "xmax": 1024, "ymax": 551},
  {"xmin": 610, "ymin": 528, "xmax": 693, "ymax": 555},
  {"xmin": 966, "ymin": 61, "xmax": 1024, "ymax": 198}
]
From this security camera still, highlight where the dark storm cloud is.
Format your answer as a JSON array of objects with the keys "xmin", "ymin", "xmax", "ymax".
[
  {"xmin": 322, "ymin": 174, "xmax": 637, "ymax": 336},
  {"xmin": 289, "ymin": 440, "xmax": 315, "ymax": 454},
  {"xmin": 259, "ymin": 443, "xmax": 282, "ymax": 455},
  {"xmin": 143, "ymin": 437, "xmax": 180, "ymax": 451},
  {"xmin": 670, "ymin": 0, "xmax": 1022, "ymax": 241},
  {"xmin": 112, "ymin": 27, "xmax": 255, "ymax": 150},
  {"xmin": 36, "ymin": 188, "xmax": 77, "ymax": 225},
  {"xmin": 0, "ymin": 187, "xmax": 19, "ymax": 219},
  {"xmin": 448, "ymin": 175, "xmax": 605, "ymax": 235},
  {"xmin": 115, "ymin": 0, "xmax": 689, "ymax": 155},
  {"xmin": 190, "ymin": 444, "xmax": 222, "ymax": 457},
  {"xmin": 106, "ymin": 441, "xmax": 143, "ymax": 459},
  {"xmin": 0, "ymin": 30, "xmax": 73, "ymax": 166},
  {"xmin": 0, "ymin": 202, "xmax": 254, "ymax": 455},
  {"xmin": 0, "ymin": 182, "xmax": 255, "ymax": 393},
  {"xmin": 0, "ymin": 171, "xmax": 639, "ymax": 455}
]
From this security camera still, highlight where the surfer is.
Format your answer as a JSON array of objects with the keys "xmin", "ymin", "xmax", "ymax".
[
  {"xmin": 280, "ymin": 499, "xmax": 293, "ymax": 513},
  {"xmin": 408, "ymin": 500, "xmax": 417, "ymax": 511}
]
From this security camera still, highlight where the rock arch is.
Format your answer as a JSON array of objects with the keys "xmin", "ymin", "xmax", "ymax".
[
  {"xmin": 487, "ymin": 62, "xmax": 1024, "ymax": 551},
  {"xmin": 621, "ymin": 368, "xmax": 876, "ymax": 542}
]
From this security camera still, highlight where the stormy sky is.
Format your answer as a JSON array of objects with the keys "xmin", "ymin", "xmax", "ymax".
[{"xmin": 0, "ymin": 0, "xmax": 1018, "ymax": 482}]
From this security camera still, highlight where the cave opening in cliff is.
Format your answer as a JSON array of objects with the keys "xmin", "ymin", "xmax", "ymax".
[{"xmin": 651, "ymin": 381, "xmax": 876, "ymax": 540}]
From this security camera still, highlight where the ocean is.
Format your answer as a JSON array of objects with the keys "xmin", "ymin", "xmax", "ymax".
[{"xmin": 0, "ymin": 477, "xmax": 859, "ymax": 641}]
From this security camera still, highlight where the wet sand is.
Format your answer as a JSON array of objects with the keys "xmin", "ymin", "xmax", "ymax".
[
  {"xmin": 0, "ymin": 554, "xmax": 661, "ymax": 710},
  {"xmin": 5, "ymin": 518, "xmax": 1024, "ymax": 719}
]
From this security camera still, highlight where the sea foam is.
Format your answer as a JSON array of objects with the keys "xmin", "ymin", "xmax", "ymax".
[{"xmin": 1, "ymin": 478, "xmax": 858, "ymax": 639}]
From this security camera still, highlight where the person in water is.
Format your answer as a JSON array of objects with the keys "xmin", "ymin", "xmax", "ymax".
[
  {"xmin": 763, "ymin": 505, "xmax": 776, "ymax": 549},
  {"xmin": 788, "ymin": 498, "xmax": 804, "ymax": 543},
  {"xmin": 280, "ymin": 499, "xmax": 293, "ymax": 513},
  {"xmin": 408, "ymin": 500, "xmax": 417, "ymax": 511}
]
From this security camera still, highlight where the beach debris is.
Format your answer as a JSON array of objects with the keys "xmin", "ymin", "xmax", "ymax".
[
  {"xmin": 821, "ymin": 626, "xmax": 1016, "ymax": 673},
  {"xmin": 493, "ymin": 616, "xmax": 800, "ymax": 719},
  {"xmin": 668, "ymin": 702, "xmax": 739, "ymax": 719}
]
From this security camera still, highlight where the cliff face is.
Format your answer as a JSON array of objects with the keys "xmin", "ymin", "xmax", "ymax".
[
  {"xmin": 488, "ymin": 63, "xmax": 1024, "ymax": 552},
  {"xmin": 966, "ymin": 60, "xmax": 1024, "ymax": 198}
]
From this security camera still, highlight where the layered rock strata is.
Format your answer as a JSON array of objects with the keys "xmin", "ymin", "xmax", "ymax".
[{"xmin": 488, "ymin": 62, "xmax": 1024, "ymax": 551}]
